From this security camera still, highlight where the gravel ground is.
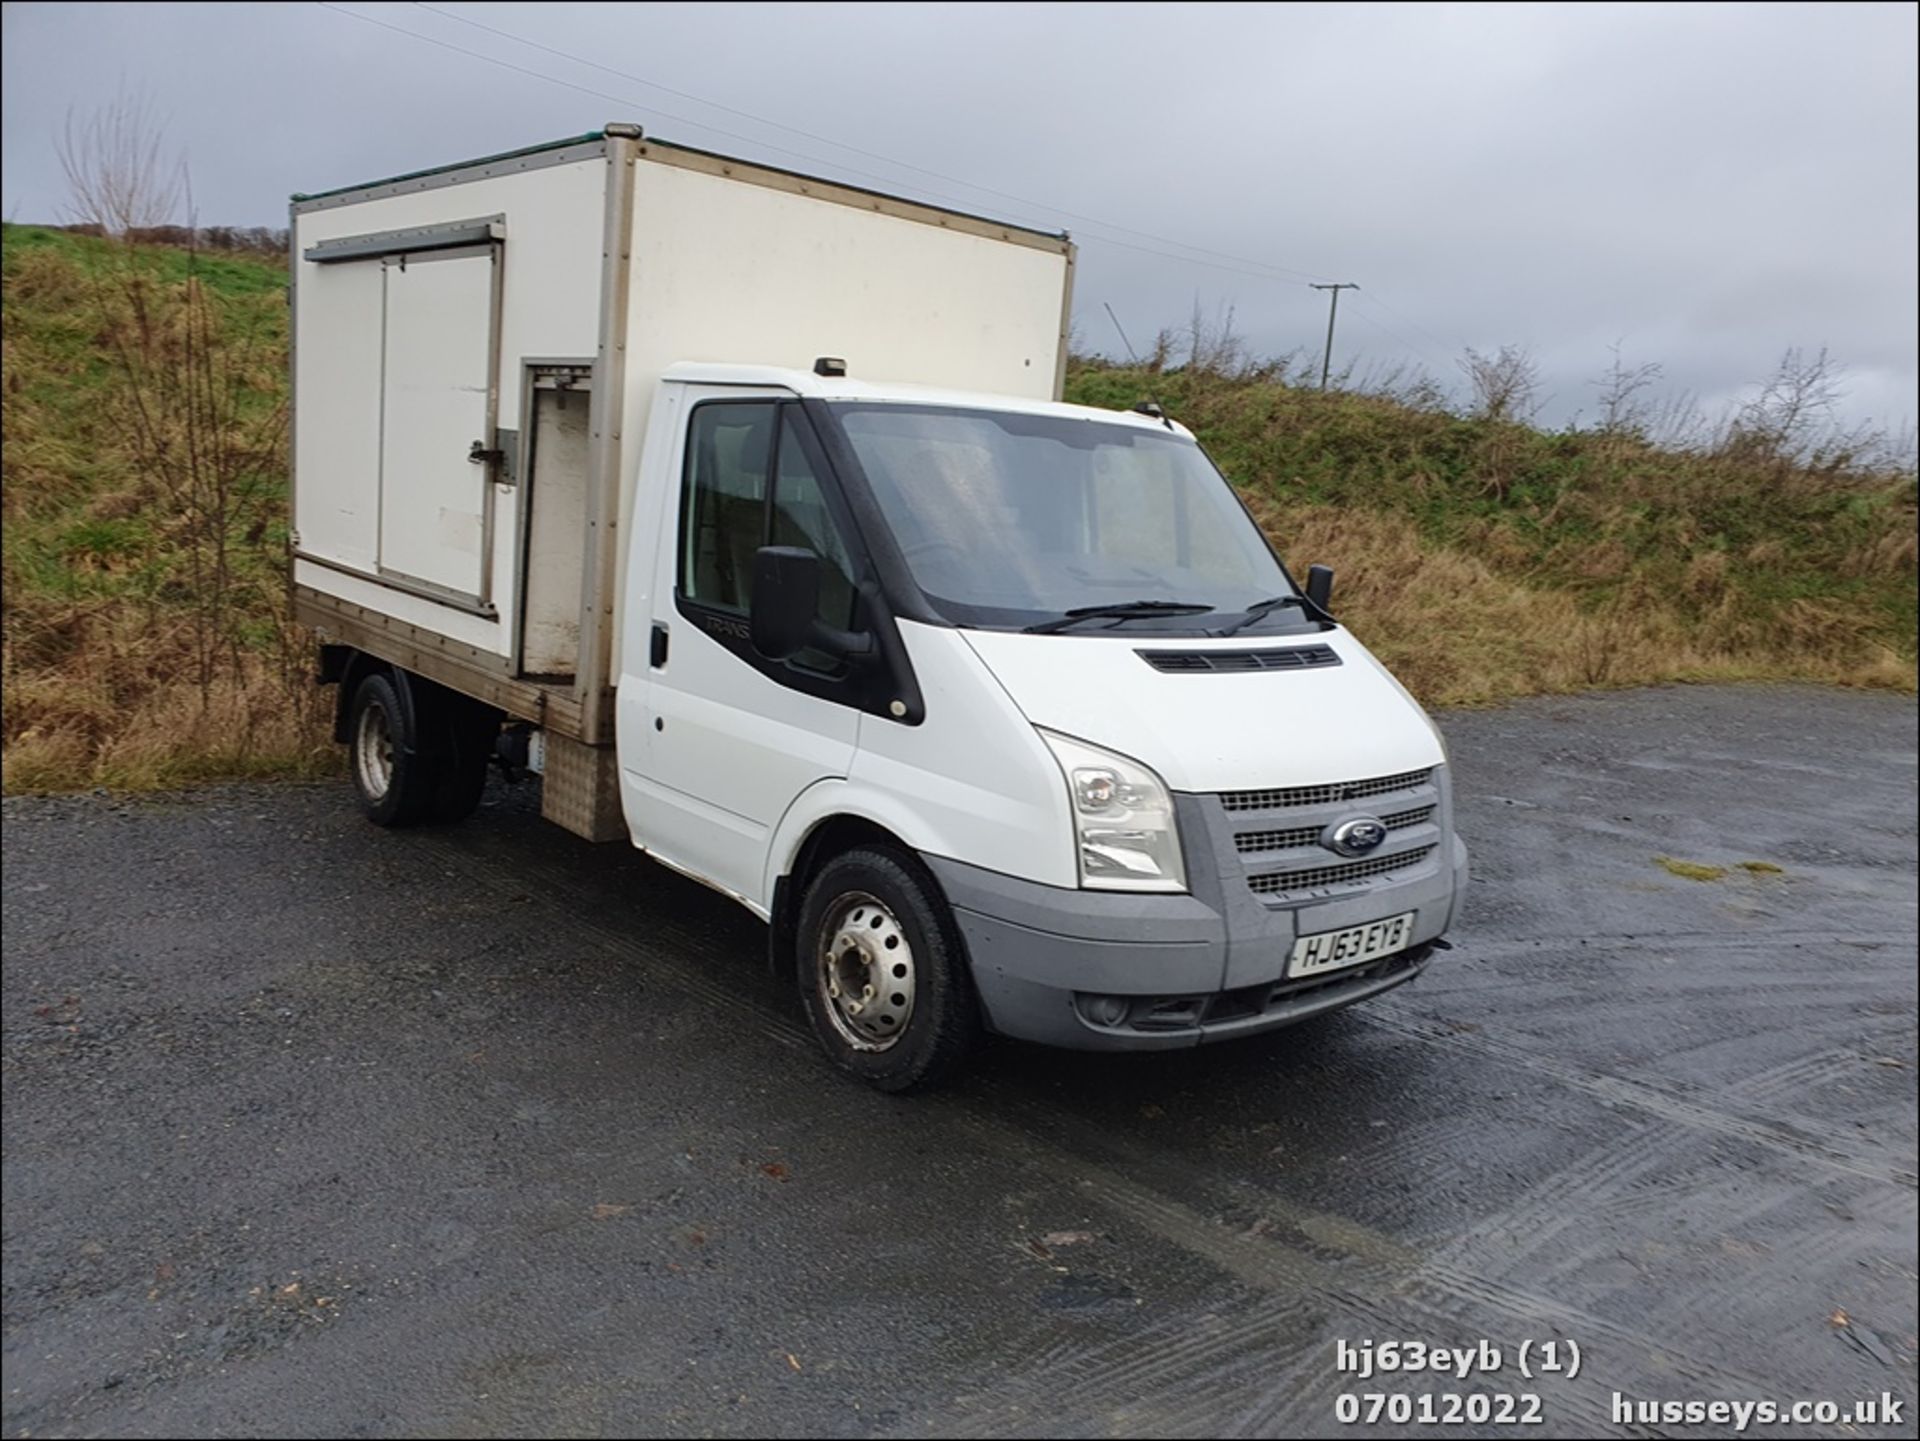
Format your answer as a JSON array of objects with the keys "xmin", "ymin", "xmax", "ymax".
[{"xmin": 3, "ymin": 683, "xmax": 1915, "ymax": 1438}]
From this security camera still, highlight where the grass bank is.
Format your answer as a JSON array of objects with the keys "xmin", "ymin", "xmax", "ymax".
[
  {"xmin": 1067, "ymin": 364, "xmax": 1916, "ymax": 705},
  {"xmin": 3, "ymin": 224, "xmax": 1912, "ymax": 792},
  {"xmin": 2, "ymin": 223, "xmax": 329, "ymax": 793}
]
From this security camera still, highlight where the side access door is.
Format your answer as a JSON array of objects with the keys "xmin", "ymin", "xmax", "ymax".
[
  {"xmin": 623, "ymin": 388, "xmax": 867, "ymax": 909},
  {"xmin": 376, "ymin": 242, "xmax": 502, "ymax": 608}
]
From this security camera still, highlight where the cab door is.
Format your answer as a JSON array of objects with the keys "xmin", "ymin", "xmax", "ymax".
[{"xmin": 627, "ymin": 389, "xmax": 865, "ymax": 909}]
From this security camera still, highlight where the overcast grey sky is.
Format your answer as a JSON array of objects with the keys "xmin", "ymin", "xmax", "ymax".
[{"xmin": 4, "ymin": 1, "xmax": 1915, "ymax": 436}]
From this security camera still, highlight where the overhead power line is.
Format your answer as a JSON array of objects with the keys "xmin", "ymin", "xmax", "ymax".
[
  {"xmin": 318, "ymin": 1, "xmax": 1332, "ymax": 286},
  {"xmin": 1351, "ymin": 288, "xmax": 1464, "ymax": 363},
  {"xmin": 410, "ymin": 1, "xmax": 1338, "ymax": 286},
  {"xmin": 1344, "ymin": 295, "xmax": 1452, "ymax": 371},
  {"xmin": 314, "ymin": 2, "xmax": 1465, "ymax": 368}
]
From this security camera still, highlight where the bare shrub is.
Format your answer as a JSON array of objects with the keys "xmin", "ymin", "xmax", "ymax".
[
  {"xmin": 1591, "ymin": 343, "xmax": 1664, "ymax": 435},
  {"xmin": 1649, "ymin": 387, "xmax": 1707, "ymax": 450},
  {"xmin": 56, "ymin": 88, "xmax": 185, "ymax": 238},
  {"xmin": 1183, "ymin": 299, "xmax": 1251, "ymax": 378},
  {"xmin": 1458, "ymin": 344, "xmax": 1543, "ymax": 422},
  {"xmin": 1724, "ymin": 347, "xmax": 1842, "ymax": 463},
  {"xmin": 101, "ymin": 252, "xmax": 293, "ymax": 704},
  {"xmin": 1356, "ymin": 359, "xmax": 1449, "ymax": 411}
]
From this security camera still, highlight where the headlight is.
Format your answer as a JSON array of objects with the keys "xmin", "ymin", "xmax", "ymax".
[{"xmin": 1037, "ymin": 730, "xmax": 1187, "ymax": 893}]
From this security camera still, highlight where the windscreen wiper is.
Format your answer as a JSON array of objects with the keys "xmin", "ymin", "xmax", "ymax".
[
  {"xmin": 1218, "ymin": 594, "xmax": 1306, "ymax": 636},
  {"xmin": 1024, "ymin": 600, "xmax": 1216, "ymax": 634}
]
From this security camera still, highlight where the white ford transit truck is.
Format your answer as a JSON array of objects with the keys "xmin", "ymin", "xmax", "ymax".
[{"xmin": 290, "ymin": 126, "xmax": 1467, "ymax": 1090}]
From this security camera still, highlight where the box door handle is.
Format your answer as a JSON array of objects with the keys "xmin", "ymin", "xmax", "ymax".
[{"xmin": 650, "ymin": 623, "xmax": 669, "ymax": 669}]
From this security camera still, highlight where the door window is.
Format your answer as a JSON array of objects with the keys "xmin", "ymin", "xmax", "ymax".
[
  {"xmin": 682, "ymin": 402, "xmax": 775, "ymax": 613},
  {"xmin": 770, "ymin": 422, "xmax": 857, "ymax": 631},
  {"xmin": 679, "ymin": 401, "xmax": 859, "ymax": 651}
]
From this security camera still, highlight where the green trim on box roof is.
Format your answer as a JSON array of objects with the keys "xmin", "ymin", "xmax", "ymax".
[{"xmin": 290, "ymin": 130, "xmax": 606, "ymax": 203}]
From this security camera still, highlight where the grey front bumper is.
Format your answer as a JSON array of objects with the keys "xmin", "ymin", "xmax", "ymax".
[{"xmin": 927, "ymin": 802, "xmax": 1467, "ymax": 1052}]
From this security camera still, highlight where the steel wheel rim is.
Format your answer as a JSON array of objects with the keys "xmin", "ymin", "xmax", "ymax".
[
  {"xmin": 354, "ymin": 697, "xmax": 395, "ymax": 800},
  {"xmin": 817, "ymin": 891, "xmax": 916, "ymax": 1052}
]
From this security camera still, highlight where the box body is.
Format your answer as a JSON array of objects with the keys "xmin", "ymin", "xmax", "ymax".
[{"xmin": 290, "ymin": 131, "xmax": 1073, "ymax": 752}]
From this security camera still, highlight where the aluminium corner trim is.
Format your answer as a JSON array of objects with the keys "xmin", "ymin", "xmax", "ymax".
[
  {"xmin": 285, "ymin": 200, "xmax": 300, "ymax": 610},
  {"xmin": 573, "ymin": 131, "xmax": 639, "ymax": 746},
  {"xmin": 290, "ymin": 138, "xmax": 609, "ymax": 214},
  {"xmin": 1054, "ymin": 242, "xmax": 1078, "ymax": 401}
]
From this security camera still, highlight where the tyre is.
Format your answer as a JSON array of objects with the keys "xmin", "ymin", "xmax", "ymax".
[
  {"xmin": 346, "ymin": 671, "xmax": 436, "ymax": 827},
  {"xmin": 428, "ymin": 701, "xmax": 497, "ymax": 823},
  {"xmin": 795, "ymin": 846, "xmax": 982, "ymax": 1093}
]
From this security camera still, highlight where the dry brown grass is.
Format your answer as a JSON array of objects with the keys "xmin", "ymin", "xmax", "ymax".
[
  {"xmin": 2, "ymin": 588, "xmax": 331, "ymax": 794},
  {"xmin": 1246, "ymin": 498, "xmax": 1914, "ymax": 706},
  {"xmin": 2, "ymin": 662, "xmax": 332, "ymax": 794}
]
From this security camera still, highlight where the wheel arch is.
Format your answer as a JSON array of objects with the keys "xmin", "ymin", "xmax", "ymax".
[
  {"xmin": 330, "ymin": 648, "xmax": 395, "ymax": 744},
  {"xmin": 765, "ymin": 786, "xmax": 948, "ymax": 981},
  {"xmin": 332, "ymin": 651, "xmax": 501, "ymax": 755}
]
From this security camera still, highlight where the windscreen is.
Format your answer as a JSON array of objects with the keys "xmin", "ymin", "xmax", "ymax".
[{"xmin": 829, "ymin": 404, "xmax": 1298, "ymax": 633}]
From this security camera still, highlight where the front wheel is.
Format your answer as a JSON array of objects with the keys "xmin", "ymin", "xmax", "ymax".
[{"xmin": 795, "ymin": 847, "xmax": 982, "ymax": 1093}]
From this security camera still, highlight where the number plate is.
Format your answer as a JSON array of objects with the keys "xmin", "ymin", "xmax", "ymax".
[{"xmin": 1288, "ymin": 911, "xmax": 1415, "ymax": 979}]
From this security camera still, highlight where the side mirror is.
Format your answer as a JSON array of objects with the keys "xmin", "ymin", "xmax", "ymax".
[
  {"xmin": 750, "ymin": 546, "xmax": 820, "ymax": 660},
  {"xmin": 750, "ymin": 546, "xmax": 878, "ymax": 664},
  {"xmin": 1305, "ymin": 564, "xmax": 1335, "ymax": 610}
]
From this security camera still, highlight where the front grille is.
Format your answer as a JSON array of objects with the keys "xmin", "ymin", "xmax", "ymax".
[
  {"xmin": 1247, "ymin": 845, "xmax": 1435, "ymax": 896},
  {"xmin": 1138, "ymin": 644, "xmax": 1340, "ymax": 674},
  {"xmin": 1221, "ymin": 767, "xmax": 1432, "ymax": 813},
  {"xmin": 1234, "ymin": 804, "xmax": 1434, "ymax": 856}
]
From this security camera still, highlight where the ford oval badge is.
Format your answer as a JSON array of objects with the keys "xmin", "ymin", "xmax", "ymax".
[{"xmin": 1326, "ymin": 816, "xmax": 1389, "ymax": 857}]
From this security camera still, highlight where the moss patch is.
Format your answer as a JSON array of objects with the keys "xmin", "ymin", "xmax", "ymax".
[{"xmin": 1657, "ymin": 856, "xmax": 1729, "ymax": 882}]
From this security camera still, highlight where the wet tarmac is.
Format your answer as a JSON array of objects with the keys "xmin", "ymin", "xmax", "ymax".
[{"xmin": 3, "ymin": 683, "xmax": 1915, "ymax": 1437}]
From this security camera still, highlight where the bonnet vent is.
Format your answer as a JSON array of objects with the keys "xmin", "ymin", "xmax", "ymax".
[{"xmin": 1137, "ymin": 645, "xmax": 1341, "ymax": 674}]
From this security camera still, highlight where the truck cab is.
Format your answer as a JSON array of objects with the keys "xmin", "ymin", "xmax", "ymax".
[
  {"xmin": 289, "ymin": 128, "xmax": 1465, "ymax": 1091},
  {"xmin": 600, "ymin": 364, "xmax": 1466, "ymax": 1087}
]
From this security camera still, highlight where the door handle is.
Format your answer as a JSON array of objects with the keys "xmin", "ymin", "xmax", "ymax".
[
  {"xmin": 467, "ymin": 439, "xmax": 505, "ymax": 467},
  {"xmin": 650, "ymin": 623, "xmax": 669, "ymax": 669}
]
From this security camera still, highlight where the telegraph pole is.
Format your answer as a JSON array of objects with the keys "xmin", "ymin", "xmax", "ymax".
[{"xmin": 1311, "ymin": 282, "xmax": 1360, "ymax": 390}]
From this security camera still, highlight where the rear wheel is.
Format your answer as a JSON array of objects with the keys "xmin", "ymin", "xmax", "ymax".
[
  {"xmin": 346, "ymin": 670, "xmax": 499, "ymax": 826},
  {"xmin": 796, "ymin": 846, "xmax": 981, "ymax": 1093},
  {"xmin": 347, "ymin": 672, "xmax": 435, "ymax": 827},
  {"xmin": 429, "ymin": 701, "xmax": 497, "ymax": 823}
]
